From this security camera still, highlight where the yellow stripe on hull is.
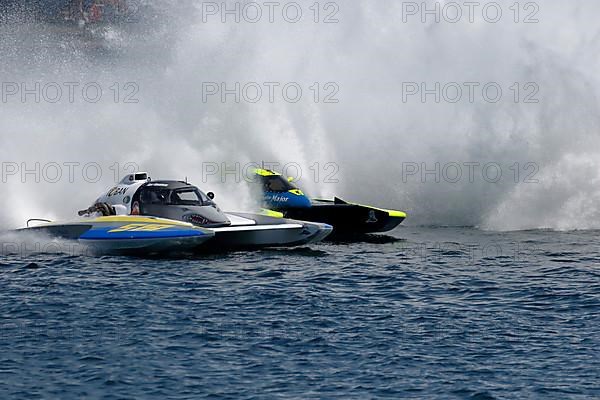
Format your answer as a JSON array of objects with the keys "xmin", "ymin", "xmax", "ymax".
[{"xmin": 93, "ymin": 216, "xmax": 193, "ymax": 227}]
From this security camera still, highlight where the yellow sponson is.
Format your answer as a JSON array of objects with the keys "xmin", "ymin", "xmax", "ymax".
[
  {"xmin": 93, "ymin": 216, "xmax": 192, "ymax": 226},
  {"xmin": 260, "ymin": 209, "xmax": 284, "ymax": 218},
  {"xmin": 289, "ymin": 189, "xmax": 305, "ymax": 196},
  {"xmin": 352, "ymin": 204, "xmax": 407, "ymax": 219},
  {"xmin": 387, "ymin": 210, "xmax": 407, "ymax": 218},
  {"xmin": 254, "ymin": 168, "xmax": 279, "ymax": 177}
]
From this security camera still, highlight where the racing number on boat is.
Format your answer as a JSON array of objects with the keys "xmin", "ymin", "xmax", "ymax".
[{"xmin": 109, "ymin": 224, "xmax": 172, "ymax": 233}]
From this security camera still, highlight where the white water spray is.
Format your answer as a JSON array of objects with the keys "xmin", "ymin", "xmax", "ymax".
[{"xmin": 1, "ymin": 0, "xmax": 599, "ymax": 230}]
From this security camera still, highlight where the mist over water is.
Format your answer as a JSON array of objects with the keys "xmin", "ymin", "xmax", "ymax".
[{"xmin": 1, "ymin": 0, "xmax": 599, "ymax": 230}]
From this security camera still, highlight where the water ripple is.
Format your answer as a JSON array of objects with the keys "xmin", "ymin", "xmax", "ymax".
[{"xmin": 0, "ymin": 227, "xmax": 599, "ymax": 398}]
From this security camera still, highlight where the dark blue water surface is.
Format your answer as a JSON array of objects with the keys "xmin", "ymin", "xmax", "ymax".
[{"xmin": 1, "ymin": 227, "xmax": 599, "ymax": 399}]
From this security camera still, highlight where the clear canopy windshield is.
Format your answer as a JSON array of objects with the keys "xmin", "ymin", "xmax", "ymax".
[
  {"xmin": 140, "ymin": 188, "xmax": 170, "ymax": 205},
  {"xmin": 171, "ymin": 188, "xmax": 209, "ymax": 205},
  {"xmin": 262, "ymin": 176, "xmax": 298, "ymax": 193},
  {"xmin": 140, "ymin": 187, "xmax": 209, "ymax": 206}
]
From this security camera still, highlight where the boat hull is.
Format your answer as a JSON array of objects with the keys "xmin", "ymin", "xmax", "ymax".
[
  {"xmin": 17, "ymin": 216, "xmax": 214, "ymax": 255},
  {"xmin": 279, "ymin": 201, "xmax": 406, "ymax": 237},
  {"xmin": 206, "ymin": 212, "xmax": 333, "ymax": 249}
]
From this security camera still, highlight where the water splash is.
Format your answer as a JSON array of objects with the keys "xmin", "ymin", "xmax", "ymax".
[{"xmin": 1, "ymin": 0, "xmax": 599, "ymax": 230}]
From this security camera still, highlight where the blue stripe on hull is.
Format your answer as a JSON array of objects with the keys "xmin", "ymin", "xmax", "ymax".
[{"xmin": 79, "ymin": 227, "xmax": 208, "ymax": 241}]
